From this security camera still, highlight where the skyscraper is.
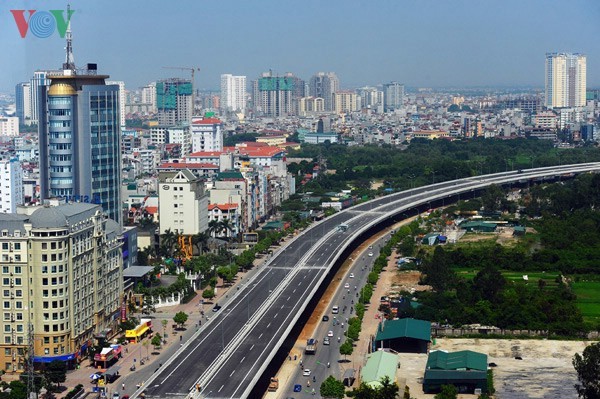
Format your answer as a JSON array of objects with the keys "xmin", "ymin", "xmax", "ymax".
[
  {"xmin": 156, "ymin": 78, "xmax": 193, "ymax": 126},
  {"xmin": 545, "ymin": 53, "xmax": 586, "ymax": 108},
  {"xmin": 220, "ymin": 74, "xmax": 247, "ymax": 114},
  {"xmin": 309, "ymin": 72, "xmax": 339, "ymax": 111},
  {"xmin": 382, "ymin": 82, "xmax": 404, "ymax": 112},
  {"xmin": 38, "ymin": 21, "xmax": 122, "ymax": 224},
  {"xmin": 15, "ymin": 82, "xmax": 31, "ymax": 125},
  {"xmin": 29, "ymin": 71, "xmax": 48, "ymax": 125},
  {"xmin": 0, "ymin": 158, "xmax": 24, "ymax": 213},
  {"xmin": 252, "ymin": 71, "xmax": 295, "ymax": 117},
  {"xmin": 107, "ymin": 80, "xmax": 126, "ymax": 127}
]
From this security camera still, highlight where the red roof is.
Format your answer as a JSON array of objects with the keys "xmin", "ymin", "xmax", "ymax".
[
  {"xmin": 158, "ymin": 162, "xmax": 218, "ymax": 169},
  {"xmin": 192, "ymin": 117, "xmax": 222, "ymax": 125},
  {"xmin": 145, "ymin": 206, "xmax": 158, "ymax": 215},
  {"xmin": 188, "ymin": 151, "xmax": 223, "ymax": 157},
  {"xmin": 208, "ymin": 203, "xmax": 239, "ymax": 211}
]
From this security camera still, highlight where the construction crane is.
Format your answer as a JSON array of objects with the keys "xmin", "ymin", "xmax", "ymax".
[{"xmin": 163, "ymin": 66, "xmax": 200, "ymax": 111}]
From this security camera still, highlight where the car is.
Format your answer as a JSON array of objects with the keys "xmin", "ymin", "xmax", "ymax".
[
  {"xmin": 323, "ymin": 337, "xmax": 330, "ymax": 345},
  {"xmin": 112, "ymin": 393, "xmax": 120, "ymax": 399},
  {"xmin": 327, "ymin": 330, "xmax": 334, "ymax": 337},
  {"xmin": 349, "ymin": 273, "xmax": 354, "ymax": 278},
  {"xmin": 368, "ymin": 245, "xmax": 373, "ymax": 249},
  {"xmin": 212, "ymin": 304, "xmax": 222, "ymax": 312},
  {"xmin": 332, "ymin": 306, "xmax": 339, "ymax": 314},
  {"xmin": 322, "ymin": 315, "xmax": 329, "ymax": 322},
  {"xmin": 344, "ymin": 283, "xmax": 350, "ymax": 289},
  {"xmin": 303, "ymin": 368, "xmax": 311, "ymax": 376},
  {"xmin": 368, "ymin": 252, "xmax": 373, "ymax": 257}
]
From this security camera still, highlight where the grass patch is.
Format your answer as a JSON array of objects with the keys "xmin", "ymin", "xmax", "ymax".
[
  {"xmin": 455, "ymin": 269, "xmax": 560, "ymax": 285},
  {"xmin": 572, "ymin": 281, "xmax": 600, "ymax": 324}
]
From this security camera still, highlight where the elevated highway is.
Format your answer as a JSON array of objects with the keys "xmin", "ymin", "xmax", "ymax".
[{"xmin": 135, "ymin": 163, "xmax": 600, "ymax": 399}]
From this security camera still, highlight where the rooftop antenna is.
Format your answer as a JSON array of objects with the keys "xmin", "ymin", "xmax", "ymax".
[{"xmin": 62, "ymin": 4, "xmax": 76, "ymax": 71}]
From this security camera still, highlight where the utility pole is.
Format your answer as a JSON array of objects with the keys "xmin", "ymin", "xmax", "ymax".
[{"xmin": 26, "ymin": 323, "xmax": 36, "ymax": 399}]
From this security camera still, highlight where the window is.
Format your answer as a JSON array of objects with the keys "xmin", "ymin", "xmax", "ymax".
[
  {"xmin": 2, "ymin": 302, "xmax": 9, "ymax": 309},
  {"xmin": 2, "ymin": 266, "xmax": 7, "ymax": 274},
  {"xmin": 4, "ymin": 337, "xmax": 10, "ymax": 344},
  {"xmin": 1, "ymin": 243, "xmax": 7, "ymax": 250},
  {"xmin": 51, "ymin": 254, "xmax": 57, "ymax": 261},
  {"xmin": 42, "ymin": 243, "xmax": 47, "ymax": 250},
  {"xmin": 2, "ymin": 290, "xmax": 8, "ymax": 297},
  {"xmin": 14, "ymin": 278, "xmax": 21, "ymax": 285},
  {"xmin": 14, "ymin": 243, "xmax": 20, "ymax": 250},
  {"xmin": 2, "ymin": 278, "xmax": 8, "ymax": 285},
  {"xmin": 41, "ymin": 266, "xmax": 48, "ymax": 273},
  {"xmin": 14, "ymin": 255, "xmax": 20, "ymax": 262},
  {"xmin": 14, "ymin": 267, "xmax": 21, "ymax": 274},
  {"xmin": 51, "ymin": 266, "xmax": 57, "ymax": 273},
  {"xmin": 3, "ymin": 313, "xmax": 9, "ymax": 321},
  {"xmin": 41, "ymin": 254, "xmax": 47, "ymax": 262},
  {"xmin": 4, "ymin": 349, "xmax": 9, "ymax": 355},
  {"xmin": 44, "ymin": 337, "xmax": 50, "ymax": 344},
  {"xmin": 15, "ymin": 302, "xmax": 22, "ymax": 309},
  {"xmin": 16, "ymin": 325, "xmax": 23, "ymax": 332},
  {"xmin": 15, "ymin": 290, "xmax": 22, "ymax": 297},
  {"xmin": 3, "ymin": 325, "xmax": 10, "ymax": 332}
]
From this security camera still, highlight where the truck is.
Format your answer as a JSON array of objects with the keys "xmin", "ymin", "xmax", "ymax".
[
  {"xmin": 305, "ymin": 338, "xmax": 317, "ymax": 355},
  {"xmin": 268, "ymin": 377, "xmax": 279, "ymax": 392}
]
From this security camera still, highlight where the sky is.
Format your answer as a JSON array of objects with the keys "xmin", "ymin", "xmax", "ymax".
[{"xmin": 1, "ymin": 0, "xmax": 599, "ymax": 93}]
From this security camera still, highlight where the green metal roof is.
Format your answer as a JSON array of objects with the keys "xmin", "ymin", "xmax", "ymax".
[
  {"xmin": 360, "ymin": 350, "xmax": 398, "ymax": 389},
  {"xmin": 217, "ymin": 171, "xmax": 244, "ymax": 180},
  {"xmin": 374, "ymin": 318, "xmax": 431, "ymax": 342},
  {"xmin": 426, "ymin": 350, "xmax": 487, "ymax": 371}
]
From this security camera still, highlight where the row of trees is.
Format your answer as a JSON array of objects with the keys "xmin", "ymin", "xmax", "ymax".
[{"xmin": 288, "ymin": 138, "xmax": 599, "ymax": 197}]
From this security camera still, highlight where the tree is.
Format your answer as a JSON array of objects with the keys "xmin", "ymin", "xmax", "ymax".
[
  {"xmin": 573, "ymin": 342, "xmax": 600, "ymax": 399},
  {"xmin": 8, "ymin": 380, "xmax": 27, "ymax": 399},
  {"xmin": 161, "ymin": 319, "xmax": 168, "ymax": 341},
  {"xmin": 151, "ymin": 333, "xmax": 162, "ymax": 350},
  {"xmin": 339, "ymin": 339, "xmax": 353, "ymax": 360},
  {"xmin": 160, "ymin": 228, "xmax": 176, "ymax": 258},
  {"xmin": 435, "ymin": 384, "xmax": 458, "ymax": 399},
  {"xmin": 202, "ymin": 288, "xmax": 215, "ymax": 300},
  {"xmin": 141, "ymin": 295, "xmax": 156, "ymax": 316},
  {"xmin": 193, "ymin": 232, "xmax": 210, "ymax": 255},
  {"xmin": 377, "ymin": 376, "xmax": 400, "ymax": 399},
  {"xmin": 44, "ymin": 360, "xmax": 67, "ymax": 389},
  {"xmin": 320, "ymin": 376, "xmax": 345, "ymax": 399},
  {"xmin": 173, "ymin": 311, "xmax": 189, "ymax": 328}
]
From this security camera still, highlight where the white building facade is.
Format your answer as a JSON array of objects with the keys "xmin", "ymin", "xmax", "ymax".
[
  {"xmin": 190, "ymin": 117, "xmax": 223, "ymax": 153},
  {"xmin": 0, "ymin": 159, "xmax": 24, "ymax": 213},
  {"xmin": 220, "ymin": 74, "xmax": 247, "ymax": 114},
  {"xmin": 158, "ymin": 169, "xmax": 209, "ymax": 235},
  {"xmin": 545, "ymin": 53, "xmax": 586, "ymax": 108}
]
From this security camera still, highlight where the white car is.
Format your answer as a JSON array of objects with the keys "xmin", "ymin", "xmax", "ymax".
[
  {"xmin": 327, "ymin": 330, "xmax": 334, "ymax": 337},
  {"xmin": 344, "ymin": 283, "xmax": 350, "ymax": 289},
  {"xmin": 303, "ymin": 368, "xmax": 311, "ymax": 376},
  {"xmin": 349, "ymin": 273, "xmax": 354, "ymax": 278},
  {"xmin": 368, "ymin": 252, "xmax": 373, "ymax": 257}
]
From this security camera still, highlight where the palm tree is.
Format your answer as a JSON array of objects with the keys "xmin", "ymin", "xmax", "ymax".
[
  {"xmin": 208, "ymin": 220, "xmax": 220, "ymax": 238},
  {"xmin": 193, "ymin": 232, "xmax": 210, "ymax": 255},
  {"xmin": 220, "ymin": 218, "xmax": 234, "ymax": 240},
  {"xmin": 160, "ymin": 229, "xmax": 176, "ymax": 258}
]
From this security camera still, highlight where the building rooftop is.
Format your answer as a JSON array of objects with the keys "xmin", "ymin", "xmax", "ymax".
[
  {"xmin": 361, "ymin": 350, "xmax": 399, "ymax": 389},
  {"xmin": 375, "ymin": 318, "xmax": 431, "ymax": 342},
  {"xmin": 426, "ymin": 350, "xmax": 488, "ymax": 371}
]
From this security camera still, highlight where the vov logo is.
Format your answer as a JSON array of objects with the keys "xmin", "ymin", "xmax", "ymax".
[{"xmin": 10, "ymin": 9, "xmax": 75, "ymax": 39}]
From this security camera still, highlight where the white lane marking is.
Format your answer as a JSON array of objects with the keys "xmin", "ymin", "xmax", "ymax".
[
  {"xmin": 230, "ymin": 370, "xmax": 235, "ymax": 377},
  {"xmin": 218, "ymin": 384, "xmax": 224, "ymax": 392},
  {"xmin": 249, "ymin": 345, "xmax": 254, "ymax": 351}
]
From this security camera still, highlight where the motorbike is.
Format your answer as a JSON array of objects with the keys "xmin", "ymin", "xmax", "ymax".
[{"xmin": 130, "ymin": 365, "xmax": 136, "ymax": 371}]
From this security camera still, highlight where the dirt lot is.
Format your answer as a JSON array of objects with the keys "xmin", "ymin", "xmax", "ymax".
[{"xmin": 400, "ymin": 338, "xmax": 590, "ymax": 399}]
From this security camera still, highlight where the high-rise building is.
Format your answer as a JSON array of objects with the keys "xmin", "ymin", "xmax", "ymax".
[
  {"xmin": 141, "ymin": 82, "xmax": 157, "ymax": 112},
  {"xmin": 156, "ymin": 79, "xmax": 193, "ymax": 126},
  {"xmin": 15, "ymin": 83, "xmax": 31, "ymax": 125},
  {"xmin": 545, "ymin": 53, "xmax": 586, "ymax": 108},
  {"xmin": 158, "ymin": 170, "xmax": 209, "ymax": 236},
  {"xmin": 0, "ymin": 159, "xmax": 24, "ymax": 213},
  {"xmin": 333, "ymin": 91, "xmax": 360, "ymax": 113},
  {"xmin": 309, "ymin": 72, "xmax": 339, "ymax": 111},
  {"xmin": 220, "ymin": 74, "xmax": 247, "ymax": 114},
  {"xmin": 252, "ymin": 71, "xmax": 295, "ymax": 117},
  {"xmin": 30, "ymin": 71, "xmax": 49, "ymax": 125},
  {"xmin": 190, "ymin": 116, "xmax": 223, "ymax": 153},
  {"xmin": 107, "ymin": 81, "xmax": 126, "ymax": 127},
  {"xmin": 382, "ymin": 82, "xmax": 404, "ymax": 112},
  {"xmin": 0, "ymin": 203, "xmax": 122, "ymax": 371},
  {"xmin": 38, "ymin": 22, "xmax": 122, "ymax": 224}
]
